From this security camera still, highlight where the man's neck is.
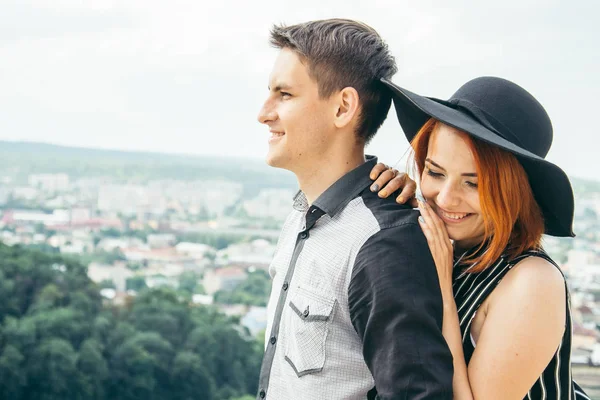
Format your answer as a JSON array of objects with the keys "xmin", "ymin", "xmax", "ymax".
[{"xmin": 296, "ymin": 148, "xmax": 366, "ymax": 205}]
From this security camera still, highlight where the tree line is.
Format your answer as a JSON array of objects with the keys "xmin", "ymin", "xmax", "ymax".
[{"xmin": 0, "ymin": 243, "xmax": 262, "ymax": 400}]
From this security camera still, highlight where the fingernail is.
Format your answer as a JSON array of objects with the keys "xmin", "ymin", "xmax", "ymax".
[
  {"xmin": 371, "ymin": 184, "xmax": 379, "ymax": 192},
  {"xmin": 379, "ymin": 191, "xmax": 387, "ymax": 198},
  {"xmin": 397, "ymin": 196, "xmax": 404, "ymax": 203},
  {"xmin": 418, "ymin": 216, "xmax": 425, "ymax": 224}
]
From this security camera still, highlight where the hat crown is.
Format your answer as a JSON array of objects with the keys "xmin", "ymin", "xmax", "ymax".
[{"xmin": 450, "ymin": 77, "xmax": 553, "ymax": 158}]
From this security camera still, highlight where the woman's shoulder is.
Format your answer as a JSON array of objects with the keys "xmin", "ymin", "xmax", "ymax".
[{"xmin": 493, "ymin": 250, "xmax": 566, "ymax": 307}]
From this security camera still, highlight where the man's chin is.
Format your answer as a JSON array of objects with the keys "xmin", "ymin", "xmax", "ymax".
[{"xmin": 265, "ymin": 153, "xmax": 285, "ymax": 169}]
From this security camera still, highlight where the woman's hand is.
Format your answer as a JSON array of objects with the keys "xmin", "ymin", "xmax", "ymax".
[
  {"xmin": 417, "ymin": 200, "xmax": 454, "ymax": 302},
  {"xmin": 369, "ymin": 162, "xmax": 417, "ymax": 206}
]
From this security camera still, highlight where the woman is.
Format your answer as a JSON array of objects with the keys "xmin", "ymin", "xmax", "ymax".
[{"xmin": 370, "ymin": 76, "xmax": 589, "ymax": 399}]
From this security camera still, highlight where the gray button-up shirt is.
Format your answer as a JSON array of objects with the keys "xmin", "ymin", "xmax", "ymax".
[{"xmin": 257, "ymin": 157, "xmax": 453, "ymax": 400}]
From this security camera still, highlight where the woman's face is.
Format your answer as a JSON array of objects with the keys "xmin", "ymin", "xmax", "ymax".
[{"xmin": 420, "ymin": 124, "xmax": 486, "ymax": 250}]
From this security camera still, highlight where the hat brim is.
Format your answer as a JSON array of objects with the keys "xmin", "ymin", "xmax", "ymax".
[{"xmin": 381, "ymin": 78, "xmax": 575, "ymax": 237}]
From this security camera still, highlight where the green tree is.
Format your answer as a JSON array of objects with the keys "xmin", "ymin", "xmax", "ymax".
[
  {"xmin": 214, "ymin": 269, "xmax": 271, "ymax": 307},
  {"xmin": 2, "ymin": 317, "xmax": 36, "ymax": 358},
  {"xmin": 171, "ymin": 351, "xmax": 215, "ymax": 400},
  {"xmin": 0, "ymin": 242, "xmax": 264, "ymax": 399},
  {"xmin": 0, "ymin": 271, "xmax": 20, "ymax": 319},
  {"xmin": 26, "ymin": 338, "xmax": 80, "ymax": 400},
  {"xmin": 109, "ymin": 336, "xmax": 156, "ymax": 400},
  {"xmin": 30, "ymin": 307, "xmax": 90, "ymax": 348},
  {"xmin": 178, "ymin": 271, "xmax": 200, "ymax": 295},
  {"xmin": 77, "ymin": 339, "xmax": 109, "ymax": 400},
  {"xmin": 0, "ymin": 345, "xmax": 26, "ymax": 399},
  {"xmin": 126, "ymin": 276, "xmax": 147, "ymax": 292},
  {"xmin": 185, "ymin": 324, "xmax": 259, "ymax": 395},
  {"xmin": 99, "ymin": 279, "xmax": 116, "ymax": 289},
  {"xmin": 129, "ymin": 288, "xmax": 191, "ymax": 347}
]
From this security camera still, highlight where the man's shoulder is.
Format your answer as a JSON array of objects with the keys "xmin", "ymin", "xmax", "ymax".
[{"xmin": 358, "ymin": 187, "xmax": 421, "ymax": 230}]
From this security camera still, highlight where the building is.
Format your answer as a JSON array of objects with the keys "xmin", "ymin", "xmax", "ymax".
[
  {"xmin": 216, "ymin": 239, "xmax": 276, "ymax": 269},
  {"xmin": 1, "ymin": 209, "xmax": 70, "ymax": 227},
  {"xmin": 241, "ymin": 306, "xmax": 268, "ymax": 337},
  {"xmin": 88, "ymin": 262, "xmax": 135, "ymax": 292},
  {"xmin": 203, "ymin": 266, "xmax": 247, "ymax": 295},
  {"xmin": 175, "ymin": 242, "xmax": 215, "ymax": 257},
  {"xmin": 28, "ymin": 173, "xmax": 70, "ymax": 192},
  {"xmin": 147, "ymin": 233, "xmax": 177, "ymax": 249}
]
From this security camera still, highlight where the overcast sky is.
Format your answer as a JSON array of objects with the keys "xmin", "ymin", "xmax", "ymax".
[{"xmin": 1, "ymin": 0, "xmax": 597, "ymax": 180}]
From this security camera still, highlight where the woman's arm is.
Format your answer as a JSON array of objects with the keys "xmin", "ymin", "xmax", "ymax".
[
  {"xmin": 440, "ymin": 299, "xmax": 475, "ymax": 399},
  {"xmin": 466, "ymin": 257, "xmax": 566, "ymax": 399}
]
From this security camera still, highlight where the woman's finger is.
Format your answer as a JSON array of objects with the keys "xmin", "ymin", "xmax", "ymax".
[
  {"xmin": 418, "ymin": 214, "xmax": 434, "ymax": 242},
  {"xmin": 418, "ymin": 214, "xmax": 446, "ymax": 266},
  {"xmin": 424, "ymin": 203, "xmax": 452, "ymax": 248},
  {"xmin": 421, "ymin": 202, "xmax": 453, "ymax": 255},
  {"xmin": 394, "ymin": 173, "xmax": 417, "ymax": 204},
  {"xmin": 422, "ymin": 201, "xmax": 445, "ymax": 232},
  {"xmin": 369, "ymin": 162, "xmax": 389, "ymax": 181},
  {"xmin": 371, "ymin": 168, "xmax": 398, "ymax": 195},
  {"xmin": 376, "ymin": 171, "xmax": 404, "ymax": 197},
  {"xmin": 418, "ymin": 202, "xmax": 440, "ymax": 247}
]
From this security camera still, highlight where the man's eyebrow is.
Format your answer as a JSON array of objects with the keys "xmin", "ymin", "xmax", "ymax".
[
  {"xmin": 268, "ymin": 83, "xmax": 292, "ymax": 92},
  {"xmin": 425, "ymin": 158, "xmax": 477, "ymax": 177}
]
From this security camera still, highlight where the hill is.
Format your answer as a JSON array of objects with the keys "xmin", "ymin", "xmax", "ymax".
[{"xmin": 0, "ymin": 140, "xmax": 296, "ymax": 190}]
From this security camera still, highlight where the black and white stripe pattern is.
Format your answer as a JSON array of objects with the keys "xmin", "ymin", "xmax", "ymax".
[{"xmin": 453, "ymin": 249, "xmax": 590, "ymax": 399}]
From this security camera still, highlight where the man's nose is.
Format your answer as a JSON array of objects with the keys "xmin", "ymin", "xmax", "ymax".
[{"xmin": 257, "ymin": 100, "xmax": 277, "ymax": 125}]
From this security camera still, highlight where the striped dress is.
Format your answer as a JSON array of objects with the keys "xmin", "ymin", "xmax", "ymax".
[{"xmin": 453, "ymin": 248, "xmax": 590, "ymax": 400}]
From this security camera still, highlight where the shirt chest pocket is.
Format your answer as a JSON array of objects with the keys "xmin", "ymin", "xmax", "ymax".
[{"xmin": 284, "ymin": 287, "xmax": 336, "ymax": 378}]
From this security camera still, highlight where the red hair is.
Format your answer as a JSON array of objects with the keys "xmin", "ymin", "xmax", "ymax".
[{"xmin": 411, "ymin": 118, "xmax": 545, "ymax": 272}]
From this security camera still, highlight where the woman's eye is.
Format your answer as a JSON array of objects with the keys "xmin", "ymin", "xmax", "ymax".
[
  {"xmin": 426, "ymin": 169, "xmax": 443, "ymax": 178},
  {"xmin": 466, "ymin": 181, "xmax": 479, "ymax": 189}
]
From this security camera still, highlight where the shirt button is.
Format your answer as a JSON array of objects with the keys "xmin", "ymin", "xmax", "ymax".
[
  {"xmin": 259, "ymin": 389, "xmax": 266, "ymax": 398},
  {"xmin": 282, "ymin": 282, "xmax": 289, "ymax": 291},
  {"xmin": 270, "ymin": 336, "xmax": 277, "ymax": 344},
  {"xmin": 303, "ymin": 309, "xmax": 310, "ymax": 317},
  {"xmin": 300, "ymin": 232, "xmax": 308, "ymax": 239}
]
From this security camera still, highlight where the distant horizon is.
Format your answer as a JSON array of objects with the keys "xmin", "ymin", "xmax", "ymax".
[
  {"xmin": 2, "ymin": 139, "xmax": 599, "ymax": 185},
  {"xmin": 0, "ymin": 138, "xmax": 265, "ymax": 162}
]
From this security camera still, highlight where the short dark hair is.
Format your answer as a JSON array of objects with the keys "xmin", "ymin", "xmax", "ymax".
[{"xmin": 270, "ymin": 19, "xmax": 398, "ymax": 144}]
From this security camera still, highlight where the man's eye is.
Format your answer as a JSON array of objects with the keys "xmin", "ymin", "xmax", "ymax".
[{"xmin": 281, "ymin": 92, "xmax": 291, "ymax": 98}]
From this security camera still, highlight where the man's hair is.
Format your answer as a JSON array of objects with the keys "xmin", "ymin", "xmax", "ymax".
[{"xmin": 270, "ymin": 19, "xmax": 398, "ymax": 144}]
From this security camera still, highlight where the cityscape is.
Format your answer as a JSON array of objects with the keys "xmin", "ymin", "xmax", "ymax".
[{"xmin": 1, "ymin": 141, "xmax": 599, "ymax": 397}]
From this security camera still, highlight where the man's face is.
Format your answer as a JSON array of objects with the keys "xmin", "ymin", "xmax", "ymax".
[{"xmin": 257, "ymin": 48, "xmax": 336, "ymax": 172}]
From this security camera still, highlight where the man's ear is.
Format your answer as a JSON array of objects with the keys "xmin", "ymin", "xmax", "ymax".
[{"xmin": 333, "ymin": 87, "xmax": 360, "ymax": 129}]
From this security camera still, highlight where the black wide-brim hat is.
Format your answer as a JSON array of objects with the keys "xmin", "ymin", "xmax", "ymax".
[{"xmin": 381, "ymin": 76, "xmax": 575, "ymax": 237}]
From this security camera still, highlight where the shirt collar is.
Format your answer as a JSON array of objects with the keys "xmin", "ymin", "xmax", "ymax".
[{"xmin": 292, "ymin": 155, "xmax": 378, "ymax": 216}]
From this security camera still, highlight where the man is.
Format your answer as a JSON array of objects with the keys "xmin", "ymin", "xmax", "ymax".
[{"xmin": 256, "ymin": 19, "xmax": 453, "ymax": 400}]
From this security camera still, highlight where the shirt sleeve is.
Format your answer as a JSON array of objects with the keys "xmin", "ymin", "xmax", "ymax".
[{"xmin": 348, "ymin": 221, "xmax": 454, "ymax": 400}]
